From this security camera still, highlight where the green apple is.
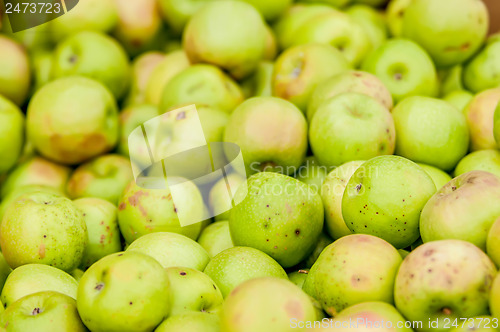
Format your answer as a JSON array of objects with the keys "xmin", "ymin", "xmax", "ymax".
[
  {"xmin": 272, "ymin": 43, "xmax": 351, "ymax": 111},
  {"xmin": 464, "ymin": 88, "xmax": 500, "ymax": 151},
  {"xmin": 346, "ymin": 5, "xmax": 388, "ymax": 50},
  {"xmin": 0, "ymin": 192, "xmax": 87, "ymax": 271},
  {"xmin": 73, "ymin": 198, "xmax": 121, "ymax": 270},
  {"xmin": 295, "ymin": 157, "xmax": 328, "ymax": 193},
  {"xmin": 197, "ymin": 221, "xmax": 234, "ymax": 257},
  {"xmin": 440, "ymin": 65, "xmax": 465, "ymax": 96},
  {"xmin": 342, "ymin": 155, "xmax": 436, "ymax": 248},
  {"xmin": 488, "ymin": 218, "xmax": 500, "ymax": 268},
  {"xmin": 491, "ymin": 273, "xmax": 500, "ymax": 319},
  {"xmin": 158, "ymin": 0, "xmax": 213, "ymax": 35},
  {"xmin": 208, "ymin": 174, "xmax": 245, "ymax": 221},
  {"xmin": 27, "ymin": 76, "xmax": 119, "ymax": 165},
  {"xmin": 443, "ymin": 90, "xmax": 474, "ymax": 113},
  {"xmin": 450, "ymin": 316, "xmax": 500, "ymax": 332},
  {"xmin": 386, "ymin": 0, "xmax": 412, "ymax": 37},
  {"xmin": 416, "ymin": 163, "xmax": 452, "ymax": 190},
  {"xmin": 203, "ymin": 246, "xmax": 287, "ymax": 297},
  {"xmin": 263, "ymin": 26, "xmax": 277, "ymax": 61},
  {"xmin": 70, "ymin": 268, "xmax": 84, "ymax": 282},
  {"xmin": 125, "ymin": 52, "xmax": 165, "ymax": 106},
  {"xmin": 464, "ymin": 37, "xmax": 500, "ymax": 93},
  {"xmin": 183, "ymin": 1, "xmax": 267, "ymax": 79},
  {"xmin": 0, "ymin": 95, "xmax": 24, "ymax": 174},
  {"xmin": 51, "ymin": 31, "xmax": 131, "ymax": 99},
  {"xmin": 304, "ymin": 234, "xmax": 402, "ymax": 316},
  {"xmin": 126, "ymin": 232, "xmax": 209, "ymax": 270},
  {"xmin": 288, "ymin": 270, "xmax": 309, "ymax": 289},
  {"xmin": 1, "ymin": 264, "xmax": 77, "ymax": 307},
  {"xmin": 118, "ymin": 104, "xmax": 159, "ymax": 157},
  {"xmin": 392, "ymin": 97, "xmax": 469, "ymax": 171},
  {"xmin": 302, "ymin": 232, "xmax": 333, "ymax": 268},
  {"xmin": 234, "ymin": 0, "xmax": 293, "ymax": 21},
  {"xmin": 220, "ymin": 277, "xmax": 316, "ymax": 332},
  {"xmin": 117, "ymin": 179, "xmax": 203, "ymax": 243},
  {"xmin": 0, "ymin": 36, "xmax": 31, "ymax": 106},
  {"xmin": 420, "ymin": 171, "xmax": 500, "ymax": 251},
  {"xmin": 455, "ymin": 150, "xmax": 500, "ymax": 179},
  {"xmin": 159, "ymin": 64, "xmax": 244, "ymax": 114},
  {"xmin": 66, "ymin": 154, "xmax": 133, "ymax": 204},
  {"xmin": 229, "ymin": 172, "xmax": 324, "ymax": 267},
  {"xmin": 165, "ymin": 266, "xmax": 223, "ymax": 315},
  {"xmin": 77, "ymin": 251, "xmax": 171, "ymax": 332},
  {"xmin": 310, "ymin": 93, "xmax": 395, "ymax": 168},
  {"xmin": 240, "ymin": 61, "xmax": 274, "ymax": 98},
  {"xmin": 156, "ymin": 312, "xmax": 219, "ymax": 332},
  {"xmin": 362, "ymin": 39, "xmax": 439, "ymax": 103},
  {"xmin": 395, "ymin": 240, "xmax": 496, "ymax": 332},
  {"xmin": 321, "ymin": 160, "xmax": 364, "ymax": 240},
  {"xmin": 0, "ymin": 291, "xmax": 86, "ymax": 332},
  {"xmin": 401, "ymin": 0, "xmax": 488, "ymax": 67},
  {"xmin": 224, "ymin": 97, "xmax": 307, "ymax": 175}
]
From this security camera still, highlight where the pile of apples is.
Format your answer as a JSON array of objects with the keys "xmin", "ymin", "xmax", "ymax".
[{"xmin": 1, "ymin": 0, "xmax": 500, "ymax": 331}]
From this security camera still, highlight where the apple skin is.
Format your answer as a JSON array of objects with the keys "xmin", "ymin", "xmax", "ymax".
[
  {"xmin": 385, "ymin": 0, "xmax": 412, "ymax": 37},
  {"xmin": 464, "ymin": 37, "xmax": 500, "ymax": 94},
  {"xmin": 73, "ymin": 198, "xmax": 122, "ymax": 270},
  {"xmin": 66, "ymin": 154, "xmax": 133, "ymax": 204},
  {"xmin": 346, "ymin": 5, "xmax": 388, "ymax": 51},
  {"xmin": 224, "ymin": 97, "xmax": 307, "ymax": 175},
  {"xmin": 272, "ymin": 43, "xmax": 351, "ymax": 112},
  {"xmin": 1, "ymin": 264, "xmax": 77, "ymax": 307},
  {"xmin": 156, "ymin": 312, "xmax": 219, "ymax": 332},
  {"xmin": 307, "ymin": 70, "xmax": 393, "ymax": 122},
  {"xmin": 321, "ymin": 160, "xmax": 364, "ymax": 240},
  {"xmin": 183, "ymin": 1, "xmax": 267, "ymax": 80},
  {"xmin": 491, "ymin": 274, "xmax": 500, "ymax": 320},
  {"xmin": 30, "ymin": 49, "xmax": 53, "ymax": 94},
  {"xmin": 443, "ymin": 90, "xmax": 474, "ymax": 113},
  {"xmin": 488, "ymin": 218, "xmax": 500, "ymax": 268},
  {"xmin": 440, "ymin": 65, "xmax": 465, "ymax": 96},
  {"xmin": 165, "ymin": 266, "xmax": 223, "ymax": 315},
  {"xmin": 392, "ymin": 96, "xmax": 469, "ymax": 171},
  {"xmin": 401, "ymin": 0, "xmax": 488, "ymax": 68},
  {"xmin": 0, "ymin": 36, "xmax": 31, "ymax": 106},
  {"xmin": 51, "ymin": 31, "xmax": 131, "ymax": 99},
  {"xmin": 77, "ymin": 251, "xmax": 171, "ymax": 332},
  {"xmin": 0, "ymin": 291, "xmax": 86, "ymax": 332},
  {"xmin": 235, "ymin": 0, "xmax": 293, "ymax": 21},
  {"xmin": 229, "ymin": 172, "xmax": 324, "ymax": 268},
  {"xmin": 159, "ymin": 64, "xmax": 244, "ymax": 114},
  {"xmin": 158, "ymin": 0, "xmax": 213, "ymax": 35},
  {"xmin": 494, "ymin": 100, "xmax": 500, "ymax": 149},
  {"xmin": 455, "ymin": 150, "xmax": 500, "ymax": 179},
  {"xmin": 118, "ymin": 104, "xmax": 159, "ymax": 157},
  {"xmin": 240, "ymin": 61, "xmax": 274, "ymax": 98},
  {"xmin": 310, "ymin": 93, "xmax": 395, "ymax": 168},
  {"xmin": 124, "ymin": 52, "xmax": 165, "ymax": 107},
  {"xmin": 464, "ymin": 88, "xmax": 500, "ymax": 151},
  {"xmin": 126, "ymin": 232, "xmax": 210, "ymax": 271},
  {"xmin": 0, "ymin": 95, "xmax": 24, "ymax": 174},
  {"xmin": 197, "ymin": 221, "xmax": 234, "ymax": 258},
  {"xmin": 0, "ymin": 253, "xmax": 11, "ymax": 294},
  {"xmin": 288, "ymin": 270, "xmax": 308, "ymax": 289},
  {"xmin": 342, "ymin": 155, "xmax": 436, "ymax": 249},
  {"xmin": 362, "ymin": 39, "xmax": 438, "ymax": 103},
  {"xmin": 295, "ymin": 156, "xmax": 328, "ymax": 193},
  {"xmin": 220, "ymin": 277, "xmax": 316, "ymax": 332},
  {"xmin": 203, "ymin": 246, "xmax": 287, "ymax": 298},
  {"xmin": 395, "ymin": 240, "xmax": 496, "ymax": 332},
  {"xmin": 0, "ymin": 192, "xmax": 87, "ymax": 271},
  {"xmin": 416, "ymin": 163, "xmax": 452, "ymax": 190},
  {"xmin": 27, "ymin": 76, "xmax": 119, "ymax": 165},
  {"xmin": 303, "ymin": 234, "xmax": 402, "ymax": 316}
]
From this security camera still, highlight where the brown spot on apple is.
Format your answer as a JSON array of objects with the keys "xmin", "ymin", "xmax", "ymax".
[{"xmin": 38, "ymin": 243, "xmax": 46, "ymax": 259}]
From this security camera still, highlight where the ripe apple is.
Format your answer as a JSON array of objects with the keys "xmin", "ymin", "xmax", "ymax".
[
  {"xmin": 487, "ymin": 218, "xmax": 500, "ymax": 268},
  {"xmin": 224, "ymin": 97, "xmax": 307, "ymax": 175},
  {"xmin": 454, "ymin": 150, "xmax": 500, "ymax": 179},
  {"xmin": 155, "ymin": 312, "xmax": 220, "ymax": 332},
  {"xmin": 118, "ymin": 104, "xmax": 159, "ymax": 157},
  {"xmin": 395, "ymin": 240, "xmax": 497, "ymax": 332},
  {"xmin": 0, "ymin": 36, "xmax": 31, "ymax": 106},
  {"xmin": 197, "ymin": 221, "xmax": 234, "ymax": 257},
  {"xmin": 443, "ymin": 90, "xmax": 474, "ymax": 113},
  {"xmin": 125, "ymin": 52, "xmax": 165, "ymax": 106},
  {"xmin": 77, "ymin": 251, "xmax": 171, "ymax": 332},
  {"xmin": 1, "ymin": 264, "xmax": 77, "ymax": 307},
  {"xmin": 464, "ymin": 88, "xmax": 500, "ymax": 151},
  {"xmin": 27, "ymin": 76, "xmax": 119, "ymax": 165},
  {"xmin": 464, "ymin": 37, "xmax": 500, "ymax": 93},
  {"xmin": 385, "ymin": 0, "xmax": 412, "ymax": 37},
  {"xmin": 158, "ymin": 0, "xmax": 213, "ymax": 35},
  {"xmin": 0, "ymin": 95, "xmax": 24, "ymax": 174},
  {"xmin": 491, "ymin": 274, "xmax": 500, "ymax": 319},
  {"xmin": 392, "ymin": 96, "xmax": 469, "ymax": 171},
  {"xmin": 310, "ymin": 93, "xmax": 395, "ymax": 168},
  {"xmin": 346, "ymin": 5, "xmax": 388, "ymax": 50},
  {"xmin": 401, "ymin": 0, "xmax": 488, "ymax": 67},
  {"xmin": 416, "ymin": 163, "xmax": 452, "ymax": 190},
  {"xmin": 362, "ymin": 39, "xmax": 439, "ymax": 103},
  {"xmin": 295, "ymin": 156, "xmax": 328, "ymax": 193},
  {"xmin": 203, "ymin": 246, "xmax": 287, "ymax": 297}
]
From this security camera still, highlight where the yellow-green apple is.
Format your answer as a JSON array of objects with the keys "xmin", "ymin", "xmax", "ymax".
[
  {"xmin": 491, "ymin": 273, "xmax": 500, "ymax": 319},
  {"xmin": 263, "ymin": 26, "xmax": 278, "ymax": 61},
  {"xmin": 392, "ymin": 97, "xmax": 469, "ymax": 171},
  {"xmin": 272, "ymin": 43, "xmax": 351, "ymax": 111},
  {"xmin": 229, "ymin": 172, "xmax": 324, "ymax": 267},
  {"xmin": 197, "ymin": 221, "xmax": 234, "ymax": 258},
  {"xmin": 208, "ymin": 174, "xmax": 245, "ymax": 221},
  {"xmin": 73, "ymin": 198, "xmax": 121, "ymax": 269},
  {"xmin": 320, "ymin": 160, "xmax": 364, "ymax": 239},
  {"xmin": 183, "ymin": 1, "xmax": 268, "ymax": 79},
  {"xmin": 27, "ymin": 77, "xmax": 119, "ymax": 165},
  {"xmin": 235, "ymin": 0, "xmax": 293, "ymax": 21},
  {"xmin": 70, "ymin": 268, "xmax": 85, "ymax": 282},
  {"xmin": 303, "ymin": 234, "xmax": 402, "ymax": 316},
  {"xmin": 77, "ymin": 251, "xmax": 171, "ymax": 332},
  {"xmin": 126, "ymin": 232, "xmax": 210, "ymax": 270},
  {"xmin": 443, "ymin": 90, "xmax": 474, "ymax": 113},
  {"xmin": 488, "ymin": 218, "xmax": 500, "ymax": 268},
  {"xmin": 346, "ymin": 5, "xmax": 388, "ymax": 50},
  {"xmin": 118, "ymin": 104, "xmax": 159, "ymax": 157},
  {"xmin": 401, "ymin": 0, "xmax": 488, "ymax": 67},
  {"xmin": 224, "ymin": 97, "xmax": 307, "ymax": 175},
  {"xmin": 417, "ymin": 163, "xmax": 452, "ymax": 190},
  {"xmin": 1, "ymin": 264, "xmax": 77, "ymax": 307},
  {"xmin": 455, "ymin": 150, "xmax": 500, "ymax": 179},
  {"xmin": 310, "ymin": 93, "xmax": 395, "ymax": 168},
  {"xmin": 203, "ymin": 247, "xmax": 287, "ymax": 297},
  {"xmin": 295, "ymin": 157, "xmax": 328, "ymax": 193},
  {"xmin": 124, "ymin": 52, "xmax": 165, "ymax": 106},
  {"xmin": 155, "ymin": 312, "xmax": 220, "ymax": 332},
  {"xmin": 288, "ymin": 270, "xmax": 308, "ymax": 289},
  {"xmin": 464, "ymin": 37, "xmax": 500, "ymax": 93},
  {"xmin": 157, "ymin": 0, "xmax": 213, "ymax": 35},
  {"xmin": 66, "ymin": 154, "xmax": 133, "ymax": 204},
  {"xmin": 159, "ymin": 64, "xmax": 244, "ymax": 114},
  {"xmin": 0, "ymin": 95, "xmax": 24, "ymax": 174},
  {"xmin": 386, "ymin": 0, "xmax": 412, "ymax": 37},
  {"xmin": 362, "ymin": 39, "xmax": 439, "ymax": 103},
  {"xmin": 395, "ymin": 240, "xmax": 497, "ymax": 332},
  {"xmin": 342, "ymin": 156, "xmax": 436, "ymax": 248},
  {"xmin": 421, "ymin": 171, "xmax": 500, "ymax": 250},
  {"xmin": 0, "ymin": 36, "xmax": 30, "ymax": 106},
  {"xmin": 220, "ymin": 277, "xmax": 316, "ymax": 332},
  {"xmin": 51, "ymin": 31, "xmax": 131, "ymax": 99},
  {"xmin": 464, "ymin": 88, "xmax": 500, "ymax": 151},
  {"xmin": 0, "ymin": 291, "xmax": 86, "ymax": 332}
]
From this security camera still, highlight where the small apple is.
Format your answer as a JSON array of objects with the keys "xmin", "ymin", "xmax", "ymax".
[
  {"xmin": 118, "ymin": 104, "xmax": 159, "ymax": 157},
  {"xmin": 443, "ymin": 90, "xmax": 474, "ymax": 113},
  {"xmin": 455, "ymin": 150, "xmax": 500, "ymax": 179},
  {"xmin": 464, "ymin": 37, "xmax": 500, "ymax": 93},
  {"xmin": 385, "ymin": 0, "xmax": 412, "ymax": 37},
  {"xmin": 197, "ymin": 221, "xmax": 234, "ymax": 257},
  {"xmin": 0, "ymin": 36, "xmax": 31, "ymax": 106},
  {"xmin": 124, "ymin": 52, "xmax": 165, "ymax": 106},
  {"xmin": 295, "ymin": 157, "xmax": 328, "ymax": 193},
  {"xmin": 155, "ymin": 312, "xmax": 220, "ymax": 332},
  {"xmin": 0, "ymin": 95, "xmax": 24, "ymax": 174},
  {"xmin": 464, "ymin": 88, "xmax": 500, "ymax": 151},
  {"xmin": 157, "ymin": 0, "xmax": 213, "ymax": 35},
  {"xmin": 346, "ymin": 5, "xmax": 388, "ymax": 50},
  {"xmin": 416, "ymin": 163, "xmax": 452, "ymax": 190}
]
